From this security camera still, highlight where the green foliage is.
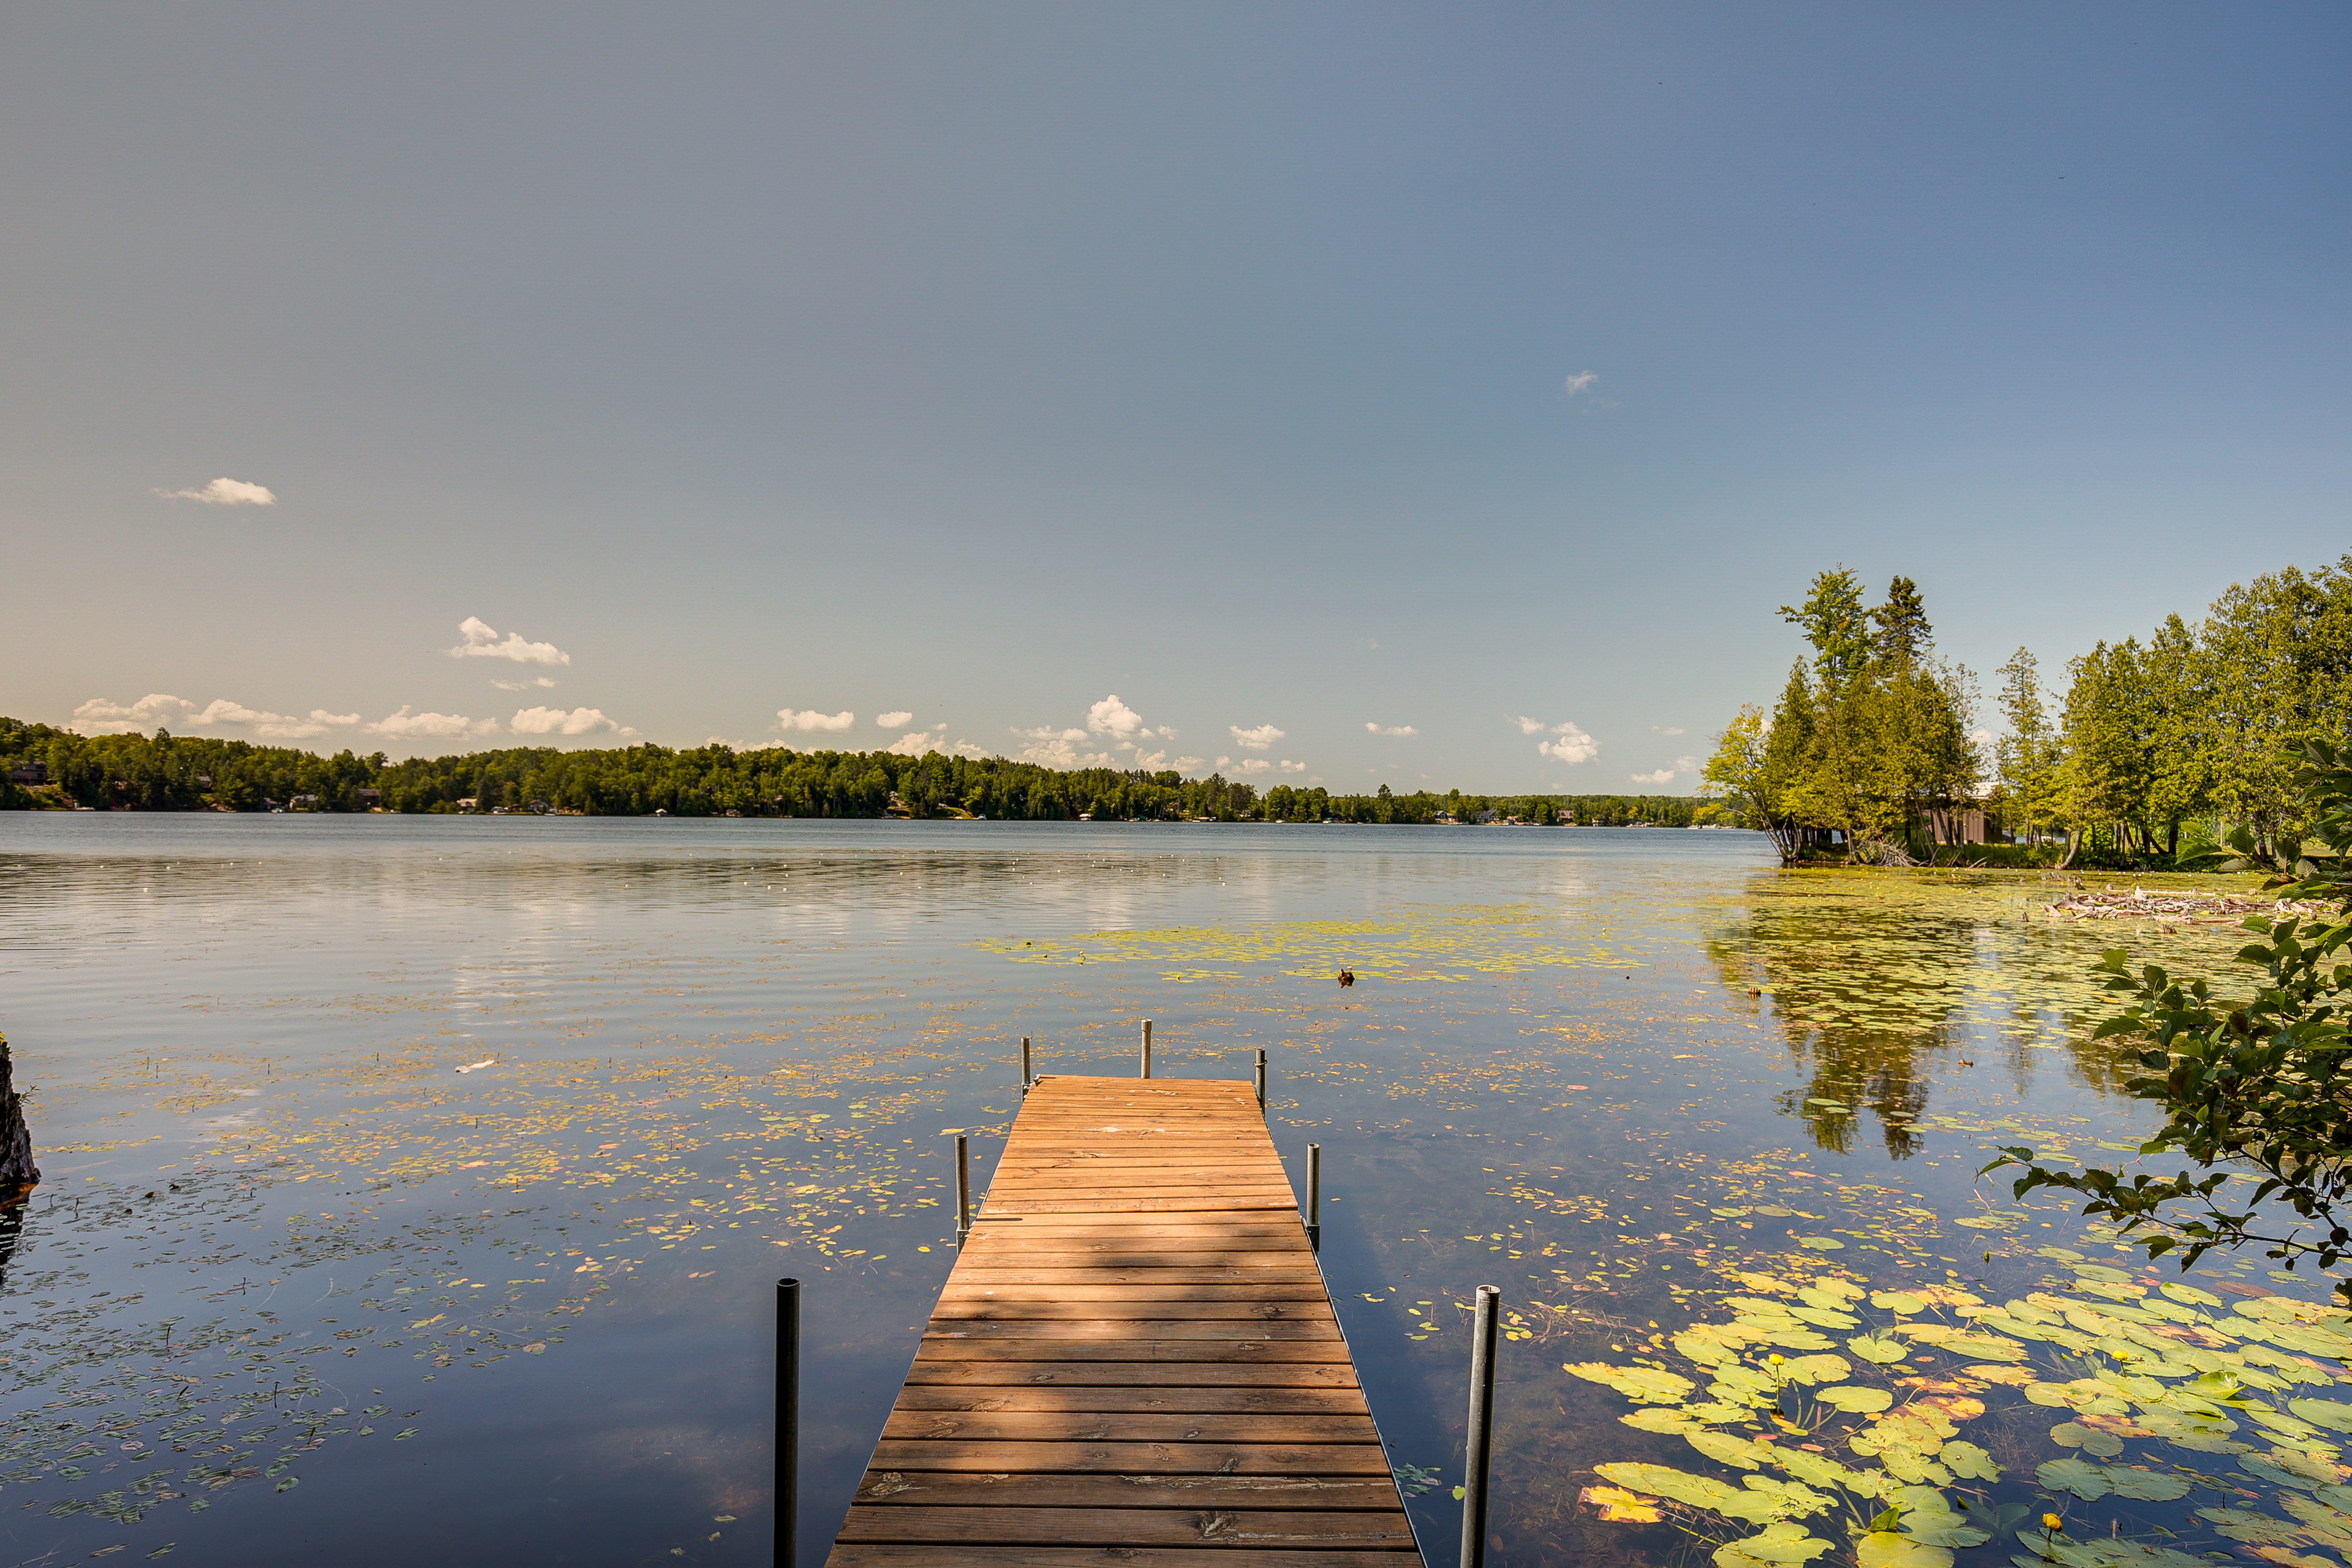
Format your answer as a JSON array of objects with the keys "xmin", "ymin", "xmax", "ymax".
[
  {"xmin": 0, "ymin": 715, "xmax": 1701, "ymax": 826},
  {"xmin": 1985, "ymin": 739, "xmax": 2352, "ymax": 1297}
]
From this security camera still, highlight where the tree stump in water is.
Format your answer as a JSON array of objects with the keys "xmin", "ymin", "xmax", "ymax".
[{"xmin": 0, "ymin": 1032, "xmax": 37, "ymax": 1197}]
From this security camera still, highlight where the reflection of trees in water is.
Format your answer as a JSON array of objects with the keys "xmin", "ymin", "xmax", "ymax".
[{"xmin": 1708, "ymin": 896, "xmax": 1988, "ymax": 1160}]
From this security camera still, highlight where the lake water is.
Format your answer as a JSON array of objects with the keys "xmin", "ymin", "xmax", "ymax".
[{"xmin": 0, "ymin": 815, "xmax": 2340, "ymax": 1567}]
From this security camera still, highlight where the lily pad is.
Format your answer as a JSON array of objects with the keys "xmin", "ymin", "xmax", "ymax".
[
  {"xmin": 1850, "ymin": 1333, "xmax": 1910, "ymax": 1365},
  {"xmin": 1777, "ymin": 1354, "xmax": 1853, "ymax": 1387},
  {"xmin": 2051, "ymin": 1423, "xmax": 2126, "ymax": 1458},
  {"xmin": 1818, "ymin": 1385, "xmax": 1895, "ymax": 1414},
  {"xmin": 1953, "ymin": 1216, "xmax": 2011, "ymax": 1231},
  {"xmin": 1796, "ymin": 1237, "xmax": 1846, "ymax": 1251},
  {"xmin": 1871, "ymin": 1291, "xmax": 1928, "ymax": 1315},
  {"xmin": 1858, "ymin": 1531, "xmax": 1954, "ymax": 1568},
  {"xmin": 2103, "ymin": 1468, "xmax": 2192, "ymax": 1501},
  {"xmin": 1565, "ymin": 1363, "xmax": 1697, "ymax": 1404},
  {"xmin": 2288, "ymin": 1398, "xmax": 2352, "ymax": 1434},
  {"xmin": 2160, "ymin": 1283, "xmax": 2222, "ymax": 1308},
  {"xmin": 2198, "ymin": 1508, "xmax": 2306, "ymax": 1545},
  {"xmin": 1941, "ymin": 1440, "xmax": 2000, "ymax": 1481},
  {"xmin": 2037, "ymin": 1457, "xmax": 2113, "ymax": 1499},
  {"xmin": 1687, "ymin": 1430, "xmax": 1771, "ymax": 1470},
  {"xmin": 1716, "ymin": 1521, "xmax": 1835, "ymax": 1567},
  {"xmin": 1621, "ymin": 1408, "xmax": 1697, "ymax": 1434}
]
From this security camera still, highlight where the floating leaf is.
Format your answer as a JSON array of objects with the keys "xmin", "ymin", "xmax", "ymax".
[
  {"xmin": 2104, "ymin": 1468, "xmax": 2192, "ymax": 1502},
  {"xmin": 1716, "ymin": 1521, "xmax": 1835, "ymax": 1567},
  {"xmin": 1942, "ymin": 1441, "xmax": 2000, "ymax": 1482},
  {"xmin": 1953, "ymin": 1217, "xmax": 2011, "ymax": 1231},
  {"xmin": 1858, "ymin": 1531, "xmax": 1954, "ymax": 1568},
  {"xmin": 1791, "ymin": 1305, "xmax": 1862, "ymax": 1329},
  {"xmin": 1687, "ymin": 1430, "xmax": 1772, "ymax": 1470},
  {"xmin": 1595, "ymin": 1462, "xmax": 1746, "ymax": 1517},
  {"xmin": 2160, "ymin": 1283, "xmax": 2222, "ymax": 1308},
  {"xmin": 2199, "ymin": 1509, "xmax": 2306, "ymax": 1545},
  {"xmin": 1850, "ymin": 1334, "xmax": 1909, "ymax": 1365},
  {"xmin": 2288, "ymin": 1398, "xmax": 2352, "ymax": 1434},
  {"xmin": 1777, "ymin": 1355, "xmax": 1853, "ymax": 1387},
  {"xmin": 1796, "ymin": 1237, "xmax": 1845, "ymax": 1251},
  {"xmin": 1565, "ymin": 1363, "xmax": 1697, "ymax": 1404},
  {"xmin": 1622, "ymin": 1409, "xmax": 1697, "ymax": 1434},
  {"xmin": 1819, "ymin": 1386, "xmax": 1894, "ymax": 1413},
  {"xmin": 2038, "ymin": 1458, "xmax": 2113, "ymax": 1500},
  {"xmin": 1582, "ymin": 1483, "xmax": 1664, "ymax": 1523},
  {"xmin": 1871, "ymin": 1291, "xmax": 1928, "ymax": 1315},
  {"xmin": 2051, "ymin": 1423, "xmax": 2125, "ymax": 1458},
  {"xmin": 2278, "ymin": 1493, "xmax": 2352, "ymax": 1549}
]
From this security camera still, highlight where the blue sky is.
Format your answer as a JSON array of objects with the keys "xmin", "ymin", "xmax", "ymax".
[{"xmin": 6, "ymin": 4, "xmax": 2346, "ymax": 788}]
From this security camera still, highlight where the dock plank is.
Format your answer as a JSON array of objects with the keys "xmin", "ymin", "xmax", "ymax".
[{"xmin": 824, "ymin": 1074, "xmax": 1419, "ymax": 1566}]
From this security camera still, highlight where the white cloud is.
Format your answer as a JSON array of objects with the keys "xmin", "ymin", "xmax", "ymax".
[
  {"xmin": 1279, "ymin": 760, "xmax": 1306, "ymax": 773},
  {"xmin": 492, "ymin": 677, "xmax": 558, "ymax": 692},
  {"xmin": 1674, "ymin": 755, "xmax": 1700, "ymax": 774},
  {"xmin": 510, "ymin": 706, "xmax": 633, "ymax": 737},
  {"xmin": 1087, "ymin": 694, "xmax": 1159, "ymax": 741},
  {"xmin": 1234, "ymin": 758, "xmax": 1272, "ymax": 775},
  {"xmin": 450, "ymin": 617, "xmax": 570, "ymax": 666},
  {"xmin": 1562, "ymin": 372, "xmax": 1599, "ymax": 396},
  {"xmin": 778, "ymin": 708, "xmax": 856, "ymax": 732},
  {"xmin": 1536, "ymin": 720, "xmax": 1599, "ymax": 766},
  {"xmin": 1230, "ymin": 723, "xmax": 1284, "ymax": 750},
  {"xmin": 368, "ymin": 706, "xmax": 498, "ymax": 740},
  {"xmin": 1133, "ymin": 749, "xmax": 1167, "ymax": 769},
  {"xmin": 1513, "ymin": 715, "xmax": 1548, "ymax": 735},
  {"xmin": 1630, "ymin": 768, "xmax": 1675, "ymax": 785},
  {"xmin": 1365, "ymin": 722, "xmax": 1418, "ymax": 737},
  {"xmin": 1970, "ymin": 727, "xmax": 1993, "ymax": 748},
  {"xmin": 884, "ymin": 729, "xmax": 941, "ymax": 756},
  {"xmin": 1017, "ymin": 735, "xmax": 1114, "ymax": 769},
  {"xmin": 1651, "ymin": 725, "xmax": 1685, "ymax": 736},
  {"xmin": 154, "ymin": 477, "xmax": 275, "ymax": 506},
  {"xmin": 70, "ymin": 693, "xmax": 357, "ymax": 740},
  {"xmin": 876, "ymin": 711, "xmax": 915, "ymax": 729},
  {"xmin": 1174, "ymin": 756, "xmax": 1204, "ymax": 772},
  {"xmin": 946, "ymin": 739, "xmax": 989, "ymax": 761}
]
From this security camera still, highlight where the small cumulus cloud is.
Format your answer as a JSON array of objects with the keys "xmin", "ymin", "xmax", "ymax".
[
  {"xmin": 1279, "ymin": 760, "xmax": 1306, "ymax": 773},
  {"xmin": 1513, "ymin": 716, "xmax": 1548, "ymax": 736},
  {"xmin": 1562, "ymin": 372, "xmax": 1599, "ymax": 396},
  {"xmin": 1230, "ymin": 723, "xmax": 1283, "ymax": 750},
  {"xmin": 1674, "ymin": 755, "xmax": 1700, "ymax": 773},
  {"xmin": 510, "ymin": 706, "xmax": 633, "ymax": 737},
  {"xmin": 450, "ymin": 617, "xmax": 570, "ymax": 666},
  {"xmin": 778, "ymin": 708, "xmax": 856, "ymax": 732},
  {"xmin": 154, "ymin": 477, "xmax": 275, "ymax": 506},
  {"xmin": 1016, "ymin": 725, "xmax": 1088, "ymax": 743},
  {"xmin": 1016, "ymin": 735, "xmax": 1113, "ymax": 769},
  {"xmin": 1087, "ymin": 694, "xmax": 1159, "ymax": 741},
  {"xmin": 1365, "ymin": 722, "xmax": 1417, "ymax": 737},
  {"xmin": 884, "ymin": 729, "xmax": 941, "ymax": 756},
  {"xmin": 876, "ymin": 711, "xmax": 915, "ymax": 729},
  {"xmin": 1233, "ymin": 758, "xmax": 1272, "ymax": 775},
  {"xmin": 1651, "ymin": 725, "xmax": 1684, "ymax": 736},
  {"xmin": 1530, "ymin": 718, "xmax": 1599, "ymax": 766},
  {"xmin": 492, "ymin": 677, "xmax": 559, "ymax": 692},
  {"xmin": 1133, "ymin": 749, "xmax": 1167, "ymax": 770},
  {"xmin": 1630, "ymin": 768, "xmax": 1675, "ymax": 785},
  {"xmin": 369, "ymin": 706, "xmax": 498, "ymax": 739},
  {"xmin": 1970, "ymin": 727, "xmax": 1993, "ymax": 747},
  {"xmin": 1173, "ymin": 756, "xmax": 1204, "ymax": 772}
]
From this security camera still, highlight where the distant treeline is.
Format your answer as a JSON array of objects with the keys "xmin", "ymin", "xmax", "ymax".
[{"xmin": 0, "ymin": 718, "xmax": 1700, "ymax": 826}]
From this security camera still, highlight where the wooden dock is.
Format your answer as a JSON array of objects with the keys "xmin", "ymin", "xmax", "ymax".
[{"xmin": 826, "ymin": 1072, "xmax": 1422, "ymax": 1566}]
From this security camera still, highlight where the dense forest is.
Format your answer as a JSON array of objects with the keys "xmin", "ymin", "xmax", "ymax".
[
  {"xmin": 1705, "ymin": 554, "xmax": 2352, "ymax": 869},
  {"xmin": 0, "ymin": 718, "xmax": 1699, "ymax": 827}
]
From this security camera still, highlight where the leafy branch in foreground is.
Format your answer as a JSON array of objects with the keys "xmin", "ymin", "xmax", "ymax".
[{"xmin": 1981, "ymin": 739, "xmax": 2352, "ymax": 1300}]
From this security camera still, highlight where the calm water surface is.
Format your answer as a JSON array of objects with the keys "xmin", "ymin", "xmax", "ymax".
[{"xmin": 0, "ymin": 816, "xmax": 2334, "ymax": 1566}]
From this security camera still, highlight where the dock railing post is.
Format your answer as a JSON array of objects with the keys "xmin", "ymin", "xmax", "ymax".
[
  {"xmin": 1305, "ymin": 1142, "xmax": 1321, "ymax": 1250},
  {"xmin": 1140, "ymin": 1019, "xmax": 1152, "ymax": 1079},
  {"xmin": 776, "ymin": 1276, "xmax": 800, "ymax": 1568},
  {"xmin": 1460, "ymin": 1284, "xmax": 1500, "ymax": 1568},
  {"xmin": 954, "ymin": 1134, "xmax": 971, "ymax": 1244},
  {"xmin": 1254, "ymin": 1048, "xmax": 1267, "ymax": 1109},
  {"xmin": 1020, "ymin": 1036, "xmax": 1031, "ymax": 1097}
]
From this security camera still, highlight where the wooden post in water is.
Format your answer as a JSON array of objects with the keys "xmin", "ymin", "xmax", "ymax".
[
  {"xmin": 1460, "ymin": 1284, "xmax": 1500, "ymax": 1568},
  {"xmin": 775, "ymin": 1276, "xmax": 799, "ymax": 1568},
  {"xmin": 1020, "ymin": 1037, "xmax": 1031, "ymax": 1096},
  {"xmin": 1254, "ymin": 1048, "xmax": 1267, "ymax": 1108},
  {"xmin": 954, "ymin": 1134, "xmax": 971, "ymax": 1243},
  {"xmin": 1139, "ymin": 1018, "xmax": 1153, "ymax": 1079},
  {"xmin": 1305, "ymin": 1141, "xmax": 1321, "ymax": 1250}
]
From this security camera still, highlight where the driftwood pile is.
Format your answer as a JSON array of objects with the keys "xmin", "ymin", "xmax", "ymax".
[{"xmin": 2039, "ymin": 887, "xmax": 2331, "ymax": 925}]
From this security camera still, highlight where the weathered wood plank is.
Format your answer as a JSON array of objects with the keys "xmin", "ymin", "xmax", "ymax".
[
  {"xmin": 889, "ymin": 1387, "xmax": 1376, "ymax": 1414},
  {"xmin": 831, "ymin": 1545, "xmax": 1412, "ymax": 1566},
  {"xmin": 846, "ymin": 1470, "xmax": 1401, "ymax": 1511},
  {"xmin": 914, "ymin": 1340, "xmax": 1352, "ymax": 1363},
  {"xmin": 932, "ymin": 1299, "xmax": 1334, "ymax": 1321},
  {"xmin": 902, "ymin": 1360, "xmax": 1361, "ymax": 1388},
  {"xmin": 835, "ymin": 1506, "xmax": 1417, "ymax": 1548},
  {"xmin": 880, "ymin": 1411, "xmax": 1382, "ymax": 1442}
]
